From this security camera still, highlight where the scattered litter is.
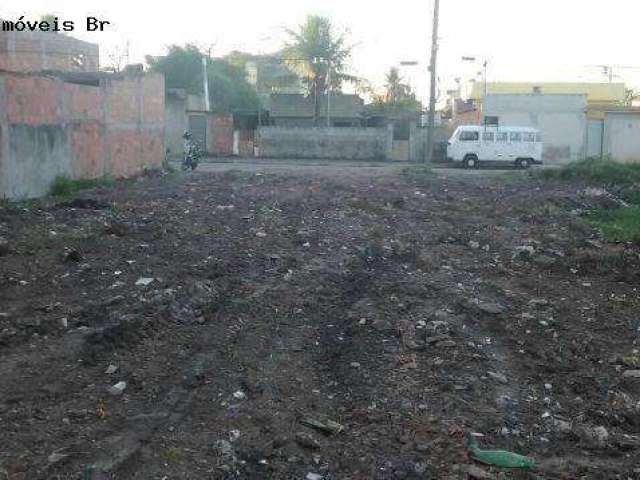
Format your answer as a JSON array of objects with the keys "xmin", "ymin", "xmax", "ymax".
[
  {"xmin": 233, "ymin": 390, "xmax": 247, "ymax": 400},
  {"xmin": 47, "ymin": 451, "xmax": 69, "ymax": 464},
  {"xmin": 107, "ymin": 381, "xmax": 127, "ymax": 396},
  {"xmin": 300, "ymin": 417, "xmax": 344, "ymax": 435},
  {"xmin": 467, "ymin": 434, "xmax": 535, "ymax": 469}
]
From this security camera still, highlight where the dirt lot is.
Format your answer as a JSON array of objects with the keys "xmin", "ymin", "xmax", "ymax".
[{"xmin": 1, "ymin": 164, "xmax": 640, "ymax": 479}]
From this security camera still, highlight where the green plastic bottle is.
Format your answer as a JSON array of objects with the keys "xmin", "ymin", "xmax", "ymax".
[{"xmin": 467, "ymin": 434, "xmax": 536, "ymax": 470}]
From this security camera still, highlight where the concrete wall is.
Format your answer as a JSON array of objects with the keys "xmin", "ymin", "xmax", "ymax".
[
  {"xmin": 0, "ymin": 31, "xmax": 99, "ymax": 72},
  {"xmin": 484, "ymin": 93, "xmax": 587, "ymax": 164},
  {"xmin": 604, "ymin": 113, "xmax": 640, "ymax": 163},
  {"xmin": 0, "ymin": 71, "xmax": 165, "ymax": 199},
  {"xmin": 258, "ymin": 126, "xmax": 392, "ymax": 160},
  {"xmin": 165, "ymin": 94, "xmax": 187, "ymax": 156},
  {"xmin": 409, "ymin": 126, "xmax": 452, "ymax": 162}
]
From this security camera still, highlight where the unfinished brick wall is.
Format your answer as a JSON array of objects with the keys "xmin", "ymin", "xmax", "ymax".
[
  {"xmin": 0, "ymin": 31, "xmax": 99, "ymax": 73},
  {"xmin": 0, "ymin": 71, "xmax": 165, "ymax": 199}
]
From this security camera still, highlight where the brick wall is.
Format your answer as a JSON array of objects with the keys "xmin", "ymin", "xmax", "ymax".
[
  {"xmin": 0, "ymin": 71, "xmax": 165, "ymax": 199},
  {"xmin": 0, "ymin": 31, "xmax": 99, "ymax": 73}
]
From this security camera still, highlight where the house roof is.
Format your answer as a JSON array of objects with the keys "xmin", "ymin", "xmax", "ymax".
[{"xmin": 269, "ymin": 93, "xmax": 364, "ymax": 118}]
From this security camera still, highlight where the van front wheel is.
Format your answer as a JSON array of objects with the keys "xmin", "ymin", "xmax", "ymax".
[
  {"xmin": 516, "ymin": 158, "xmax": 531, "ymax": 169},
  {"xmin": 464, "ymin": 155, "xmax": 479, "ymax": 169}
]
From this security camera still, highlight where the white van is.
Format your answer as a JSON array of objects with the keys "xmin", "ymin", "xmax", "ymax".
[{"xmin": 446, "ymin": 125, "xmax": 543, "ymax": 169}]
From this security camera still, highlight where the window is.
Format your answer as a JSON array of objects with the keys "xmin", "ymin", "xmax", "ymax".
[
  {"xmin": 523, "ymin": 132, "xmax": 536, "ymax": 142},
  {"xmin": 482, "ymin": 132, "xmax": 494, "ymax": 142},
  {"xmin": 459, "ymin": 131, "xmax": 479, "ymax": 141},
  {"xmin": 510, "ymin": 132, "xmax": 522, "ymax": 142},
  {"xmin": 496, "ymin": 132, "xmax": 508, "ymax": 142}
]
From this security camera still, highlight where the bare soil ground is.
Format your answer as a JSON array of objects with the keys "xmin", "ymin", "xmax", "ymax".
[{"xmin": 1, "ymin": 165, "xmax": 640, "ymax": 479}]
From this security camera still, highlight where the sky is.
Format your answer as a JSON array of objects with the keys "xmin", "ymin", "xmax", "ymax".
[{"xmin": 4, "ymin": 0, "xmax": 640, "ymax": 103}]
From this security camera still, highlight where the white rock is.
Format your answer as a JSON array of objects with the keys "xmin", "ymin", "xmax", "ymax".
[
  {"xmin": 135, "ymin": 277, "xmax": 154, "ymax": 286},
  {"xmin": 233, "ymin": 390, "xmax": 246, "ymax": 400},
  {"xmin": 105, "ymin": 364, "xmax": 118, "ymax": 375},
  {"xmin": 108, "ymin": 381, "xmax": 127, "ymax": 396},
  {"xmin": 306, "ymin": 474, "xmax": 323, "ymax": 480}
]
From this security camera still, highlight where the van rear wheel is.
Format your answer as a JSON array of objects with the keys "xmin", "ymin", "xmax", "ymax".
[
  {"xmin": 516, "ymin": 158, "xmax": 531, "ymax": 169},
  {"xmin": 464, "ymin": 155, "xmax": 479, "ymax": 169}
]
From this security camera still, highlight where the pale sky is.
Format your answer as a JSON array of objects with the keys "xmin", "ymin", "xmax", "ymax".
[{"xmin": 4, "ymin": 0, "xmax": 640, "ymax": 102}]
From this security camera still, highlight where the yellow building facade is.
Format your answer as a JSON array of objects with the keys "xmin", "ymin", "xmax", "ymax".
[{"xmin": 468, "ymin": 82, "xmax": 627, "ymax": 119}]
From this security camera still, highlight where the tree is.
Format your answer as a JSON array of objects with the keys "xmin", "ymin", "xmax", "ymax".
[
  {"xmin": 146, "ymin": 45, "xmax": 258, "ymax": 113},
  {"xmin": 379, "ymin": 67, "xmax": 421, "ymax": 111},
  {"xmin": 283, "ymin": 15, "xmax": 355, "ymax": 124}
]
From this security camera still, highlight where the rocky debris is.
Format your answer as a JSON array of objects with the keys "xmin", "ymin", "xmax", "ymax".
[
  {"xmin": 135, "ymin": 277, "xmax": 155, "ymax": 287},
  {"xmin": 104, "ymin": 221, "xmax": 128, "ymax": 237},
  {"xmin": 466, "ymin": 464, "xmax": 493, "ymax": 479},
  {"xmin": 487, "ymin": 371, "xmax": 508, "ymax": 384},
  {"xmin": 460, "ymin": 298, "xmax": 506, "ymax": 315},
  {"xmin": 105, "ymin": 364, "xmax": 118, "ymax": 375},
  {"xmin": 63, "ymin": 248, "xmax": 83, "ymax": 263},
  {"xmin": 107, "ymin": 381, "xmax": 127, "ymax": 396},
  {"xmin": 583, "ymin": 187, "xmax": 630, "ymax": 209},
  {"xmin": 513, "ymin": 245, "xmax": 536, "ymax": 260},
  {"xmin": 295, "ymin": 432, "xmax": 321, "ymax": 450},
  {"xmin": 57, "ymin": 198, "xmax": 109, "ymax": 210},
  {"xmin": 468, "ymin": 240, "xmax": 481, "ymax": 250},
  {"xmin": 577, "ymin": 425, "xmax": 609, "ymax": 446}
]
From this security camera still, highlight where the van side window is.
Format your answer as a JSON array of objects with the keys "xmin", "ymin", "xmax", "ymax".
[
  {"xmin": 482, "ymin": 132, "xmax": 494, "ymax": 142},
  {"xmin": 460, "ymin": 131, "xmax": 479, "ymax": 141},
  {"xmin": 496, "ymin": 132, "xmax": 508, "ymax": 142},
  {"xmin": 510, "ymin": 132, "xmax": 522, "ymax": 142},
  {"xmin": 523, "ymin": 133, "xmax": 536, "ymax": 142}
]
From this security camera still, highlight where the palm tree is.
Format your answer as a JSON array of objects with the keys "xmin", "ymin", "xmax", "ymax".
[
  {"xmin": 379, "ymin": 67, "xmax": 421, "ymax": 112},
  {"xmin": 283, "ymin": 15, "xmax": 355, "ymax": 125}
]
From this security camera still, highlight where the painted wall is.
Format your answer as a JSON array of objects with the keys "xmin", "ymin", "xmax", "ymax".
[
  {"xmin": 484, "ymin": 93, "xmax": 587, "ymax": 164},
  {"xmin": 0, "ymin": 71, "xmax": 165, "ymax": 199},
  {"xmin": 258, "ymin": 126, "xmax": 392, "ymax": 160},
  {"xmin": 604, "ymin": 113, "xmax": 640, "ymax": 163}
]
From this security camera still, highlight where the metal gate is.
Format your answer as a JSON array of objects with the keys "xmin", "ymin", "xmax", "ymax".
[
  {"xmin": 188, "ymin": 114, "xmax": 207, "ymax": 150},
  {"xmin": 586, "ymin": 119, "xmax": 603, "ymax": 159}
]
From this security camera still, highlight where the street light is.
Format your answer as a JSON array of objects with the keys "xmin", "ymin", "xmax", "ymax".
[{"xmin": 461, "ymin": 56, "xmax": 489, "ymax": 99}]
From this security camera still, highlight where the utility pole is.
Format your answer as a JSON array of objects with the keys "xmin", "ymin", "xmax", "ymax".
[
  {"xmin": 327, "ymin": 61, "xmax": 332, "ymax": 127},
  {"xmin": 202, "ymin": 57, "xmax": 211, "ymax": 111},
  {"xmin": 425, "ymin": 0, "xmax": 440, "ymax": 163}
]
